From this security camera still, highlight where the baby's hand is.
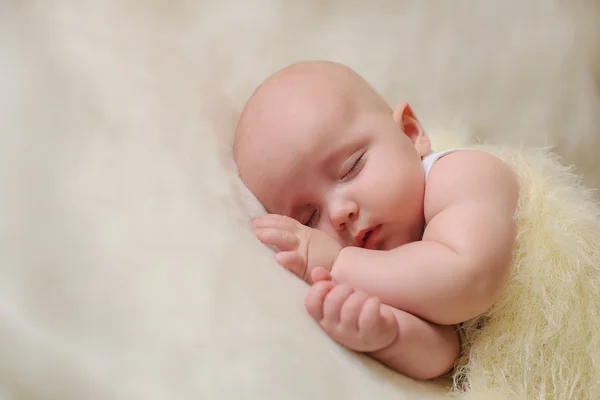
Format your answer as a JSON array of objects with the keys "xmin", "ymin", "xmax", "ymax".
[
  {"xmin": 253, "ymin": 214, "xmax": 342, "ymax": 283},
  {"xmin": 305, "ymin": 268, "xmax": 399, "ymax": 352}
]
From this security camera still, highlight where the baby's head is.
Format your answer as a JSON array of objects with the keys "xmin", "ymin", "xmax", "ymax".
[{"xmin": 234, "ymin": 61, "xmax": 431, "ymax": 250}]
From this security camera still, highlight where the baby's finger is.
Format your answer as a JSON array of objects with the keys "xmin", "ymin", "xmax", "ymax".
[
  {"xmin": 253, "ymin": 214, "xmax": 298, "ymax": 231},
  {"xmin": 357, "ymin": 295, "xmax": 382, "ymax": 334},
  {"xmin": 255, "ymin": 228, "xmax": 299, "ymax": 251},
  {"xmin": 340, "ymin": 290, "xmax": 369, "ymax": 332},
  {"xmin": 305, "ymin": 281, "xmax": 336, "ymax": 321},
  {"xmin": 379, "ymin": 305, "xmax": 398, "ymax": 333},
  {"xmin": 275, "ymin": 251, "xmax": 306, "ymax": 279},
  {"xmin": 310, "ymin": 267, "xmax": 332, "ymax": 284},
  {"xmin": 322, "ymin": 284, "xmax": 355, "ymax": 324}
]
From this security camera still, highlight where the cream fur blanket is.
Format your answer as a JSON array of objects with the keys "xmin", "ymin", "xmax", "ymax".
[
  {"xmin": 432, "ymin": 132, "xmax": 600, "ymax": 399},
  {"xmin": 2, "ymin": 1, "xmax": 600, "ymax": 399}
]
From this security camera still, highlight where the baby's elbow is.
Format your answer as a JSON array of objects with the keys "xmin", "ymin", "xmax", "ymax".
[
  {"xmin": 467, "ymin": 256, "xmax": 513, "ymax": 317},
  {"xmin": 408, "ymin": 327, "xmax": 461, "ymax": 381}
]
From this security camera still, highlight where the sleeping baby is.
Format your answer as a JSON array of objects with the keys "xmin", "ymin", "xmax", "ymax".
[{"xmin": 233, "ymin": 61, "xmax": 518, "ymax": 380}]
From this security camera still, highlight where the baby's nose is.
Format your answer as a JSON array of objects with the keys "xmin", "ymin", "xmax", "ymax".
[{"xmin": 329, "ymin": 200, "xmax": 358, "ymax": 231}]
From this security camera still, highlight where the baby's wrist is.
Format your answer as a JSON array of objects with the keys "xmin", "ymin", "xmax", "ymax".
[
  {"xmin": 329, "ymin": 246, "xmax": 353, "ymax": 280},
  {"xmin": 369, "ymin": 309, "xmax": 400, "ymax": 354}
]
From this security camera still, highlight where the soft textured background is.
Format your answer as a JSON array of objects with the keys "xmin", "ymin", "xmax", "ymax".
[{"xmin": 1, "ymin": 1, "xmax": 599, "ymax": 399}]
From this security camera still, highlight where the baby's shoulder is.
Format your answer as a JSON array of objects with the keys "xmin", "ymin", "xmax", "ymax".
[
  {"xmin": 424, "ymin": 150, "xmax": 518, "ymax": 214},
  {"xmin": 429, "ymin": 149, "xmax": 508, "ymax": 177}
]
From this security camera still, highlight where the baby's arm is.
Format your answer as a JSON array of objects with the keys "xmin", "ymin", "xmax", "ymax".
[
  {"xmin": 306, "ymin": 269, "xmax": 459, "ymax": 380},
  {"xmin": 331, "ymin": 151, "xmax": 519, "ymax": 325},
  {"xmin": 370, "ymin": 305, "xmax": 459, "ymax": 379}
]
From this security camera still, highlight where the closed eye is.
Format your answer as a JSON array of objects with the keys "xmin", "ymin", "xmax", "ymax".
[
  {"xmin": 342, "ymin": 153, "xmax": 365, "ymax": 180},
  {"xmin": 303, "ymin": 209, "xmax": 318, "ymax": 227}
]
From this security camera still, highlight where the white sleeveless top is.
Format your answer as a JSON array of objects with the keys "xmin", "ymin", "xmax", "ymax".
[{"xmin": 421, "ymin": 148, "xmax": 467, "ymax": 178}]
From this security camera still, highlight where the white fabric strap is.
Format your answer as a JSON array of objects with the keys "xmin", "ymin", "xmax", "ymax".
[{"xmin": 421, "ymin": 148, "xmax": 468, "ymax": 178}]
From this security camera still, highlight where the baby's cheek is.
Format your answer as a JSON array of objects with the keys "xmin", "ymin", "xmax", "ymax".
[
  {"xmin": 333, "ymin": 232, "xmax": 353, "ymax": 248},
  {"xmin": 315, "ymin": 224, "xmax": 345, "ymax": 247}
]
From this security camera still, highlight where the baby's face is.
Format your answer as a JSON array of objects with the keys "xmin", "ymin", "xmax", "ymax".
[{"xmin": 235, "ymin": 62, "xmax": 430, "ymax": 250}]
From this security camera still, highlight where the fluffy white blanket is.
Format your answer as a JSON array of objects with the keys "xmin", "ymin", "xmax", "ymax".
[{"xmin": 1, "ymin": 1, "xmax": 599, "ymax": 399}]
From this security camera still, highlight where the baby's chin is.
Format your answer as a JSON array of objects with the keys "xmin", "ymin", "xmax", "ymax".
[
  {"xmin": 378, "ymin": 230, "xmax": 419, "ymax": 251},
  {"xmin": 377, "ymin": 238, "xmax": 403, "ymax": 251}
]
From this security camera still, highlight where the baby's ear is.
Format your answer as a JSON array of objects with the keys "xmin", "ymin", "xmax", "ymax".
[{"xmin": 392, "ymin": 102, "xmax": 431, "ymax": 157}]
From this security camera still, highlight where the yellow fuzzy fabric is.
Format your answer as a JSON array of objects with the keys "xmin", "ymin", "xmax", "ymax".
[{"xmin": 430, "ymin": 130, "xmax": 600, "ymax": 399}]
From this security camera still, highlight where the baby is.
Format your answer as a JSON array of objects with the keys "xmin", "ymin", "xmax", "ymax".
[{"xmin": 234, "ymin": 61, "xmax": 518, "ymax": 380}]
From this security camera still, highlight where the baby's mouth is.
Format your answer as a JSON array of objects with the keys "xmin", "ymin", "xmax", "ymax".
[{"xmin": 356, "ymin": 225, "xmax": 381, "ymax": 249}]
